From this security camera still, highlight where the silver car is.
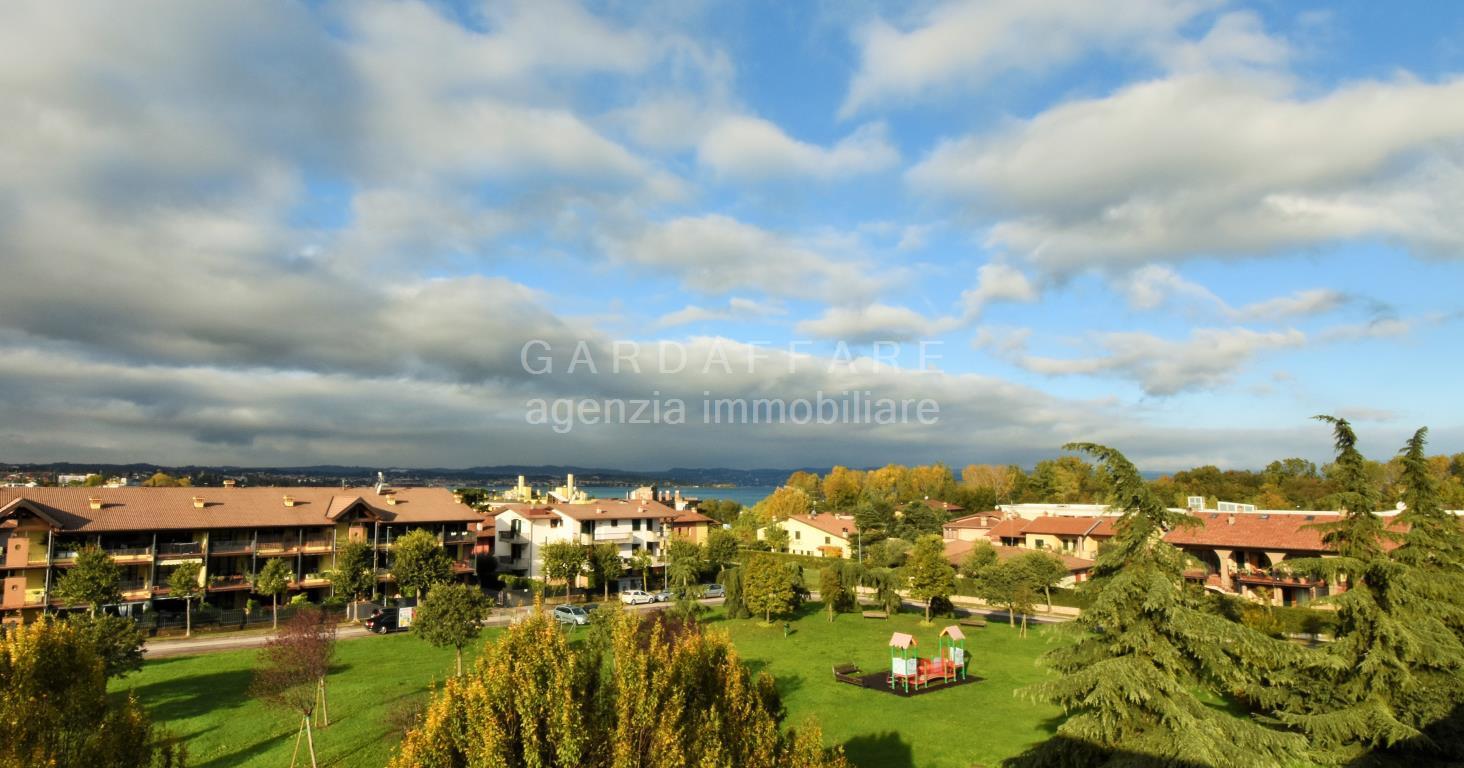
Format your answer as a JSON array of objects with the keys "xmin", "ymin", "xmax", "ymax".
[{"xmin": 553, "ymin": 605, "xmax": 590, "ymax": 625}]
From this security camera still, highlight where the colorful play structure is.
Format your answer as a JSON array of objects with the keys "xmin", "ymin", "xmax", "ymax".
[{"xmin": 888, "ymin": 626, "xmax": 967, "ymax": 692}]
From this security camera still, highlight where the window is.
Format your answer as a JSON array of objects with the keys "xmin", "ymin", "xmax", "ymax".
[
  {"xmin": 794, "ymin": 530, "xmax": 801, "ymax": 540},
  {"xmin": 1035, "ymin": 539, "xmax": 1046, "ymax": 549},
  {"xmin": 824, "ymin": 536, "xmax": 830, "ymax": 544},
  {"xmin": 550, "ymin": 518, "xmax": 561, "ymax": 528},
  {"xmin": 613, "ymin": 519, "xmax": 622, "ymax": 527},
  {"xmin": 632, "ymin": 519, "xmax": 642, "ymax": 531}
]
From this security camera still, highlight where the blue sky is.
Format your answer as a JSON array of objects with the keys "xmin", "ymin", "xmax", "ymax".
[{"xmin": 0, "ymin": 0, "xmax": 1461, "ymax": 471}]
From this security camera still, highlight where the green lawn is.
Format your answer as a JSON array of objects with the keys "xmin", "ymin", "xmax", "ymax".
[{"xmin": 113, "ymin": 607, "xmax": 1067, "ymax": 768}]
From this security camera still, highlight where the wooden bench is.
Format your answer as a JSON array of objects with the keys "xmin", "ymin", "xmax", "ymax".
[
  {"xmin": 959, "ymin": 616, "xmax": 987, "ymax": 628},
  {"xmin": 832, "ymin": 663, "xmax": 863, "ymax": 686},
  {"xmin": 862, "ymin": 610, "xmax": 888, "ymax": 619}
]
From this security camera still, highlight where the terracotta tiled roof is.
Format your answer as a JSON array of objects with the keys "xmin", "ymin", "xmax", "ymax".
[
  {"xmin": 1163, "ymin": 511, "xmax": 1347, "ymax": 552},
  {"xmin": 924, "ymin": 499, "xmax": 964, "ymax": 512},
  {"xmin": 552, "ymin": 498, "xmax": 678, "ymax": 522},
  {"xmin": 1020, "ymin": 516, "xmax": 1110, "ymax": 536},
  {"xmin": 784, "ymin": 513, "xmax": 855, "ymax": 540},
  {"xmin": 943, "ymin": 538, "xmax": 1093, "ymax": 572},
  {"xmin": 0, "ymin": 486, "xmax": 479, "ymax": 532},
  {"xmin": 984, "ymin": 517, "xmax": 1030, "ymax": 541},
  {"xmin": 671, "ymin": 510, "xmax": 718, "ymax": 525}
]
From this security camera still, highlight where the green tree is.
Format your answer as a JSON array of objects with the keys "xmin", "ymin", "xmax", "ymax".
[
  {"xmin": 1015, "ymin": 550, "xmax": 1067, "ymax": 612},
  {"xmin": 958, "ymin": 540, "xmax": 999, "ymax": 578},
  {"xmin": 1018, "ymin": 443, "xmax": 1309, "ymax": 768},
  {"xmin": 753, "ymin": 486, "xmax": 811, "ymax": 522},
  {"xmin": 1275, "ymin": 419, "xmax": 1464, "ymax": 762},
  {"xmin": 391, "ymin": 529, "xmax": 453, "ymax": 599},
  {"xmin": 705, "ymin": 528, "xmax": 740, "ymax": 573},
  {"xmin": 865, "ymin": 567, "xmax": 904, "ymax": 614},
  {"xmin": 0, "ymin": 617, "xmax": 182, "ymax": 768},
  {"xmin": 392, "ymin": 608, "xmax": 847, "ymax": 768},
  {"xmin": 255, "ymin": 557, "xmax": 294, "ymax": 629},
  {"xmin": 141, "ymin": 471, "xmax": 184, "ymax": 487},
  {"xmin": 664, "ymin": 538, "xmax": 704, "ymax": 593},
  {"xmin": 629, "ymin": 550, "xmax": 654, "ymax": 591},
  {"xmin": 540, "ymin": 540, "xmax": 587, "ymax": 602},
  {"xmin": 329, "ymin": 541, "xmax": 376, "ymax": 619},
  {"xmin": 168, "ymin": 561, "xmax": 204, "ymax": 638},
  {"xmin": 66, "ymin": 613, "xmax": 146, "ymax": 680},
  {"xmin": 742, "ymin": 554, "xmax": 797, "ymax": 624},
  {"xmin": 904, "ymin": 534, "xmax": 955, "ymax": 623},
  {"xmin": 589, "ymin": 543, "xmax": 625, "ymax": 600},
  {"xmin": 52, "ymin": 546, "xmax": 122, "ymax": 616},
  {"xmin": 719, "ymin": 565, "xmax": 751, "ymax": 619},
  {"xmin": 763, "ymin": 523, "xmax": 790, "ymax": 553},
  {"xmin": 976, "ymin": 557, "xmax": 1038, "ymax": 635},
  {"xmin": 413, "ymin": 583, "xmax": 489, "ymax": 676},
  {"xmin": 818, "ymin": 563, "xmax": 857, "ymax": 622}
]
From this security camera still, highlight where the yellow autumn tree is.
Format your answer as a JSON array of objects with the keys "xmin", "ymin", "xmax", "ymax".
[{"xmin": 393, "ymin": 607, "xmax": 846, "ymax": 768}]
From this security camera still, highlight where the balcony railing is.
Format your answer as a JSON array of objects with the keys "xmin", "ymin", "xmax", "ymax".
[
  {"xmin": 451, "ymin": 559, "xmax": 474, "ymax": 572},
  {"xmin": 255, "ymin": 539, "xmax": 299, "ymax": 554},
  {"xmin": 208, "ymin": 574, "xmax": 251, "ymax": 589},
  {"xmin": 301, "ymin": 538, "xmax": 334, "ymax": 551},
  {"xmin": 157, "ymin": 541, "xmax": 204, "ymax": 557},
  {"xmin": 443, "ymin": 530, "xmax": 474, "ymax": 543},
  {"xmin": 52, "ymin": 549, "xmax": 81, "ymax": 562},
  {"xmin": 24, "ymin": 588, "xmax": 46, "ymax": 606},
  {"xmin": 210, "ymin": 539, "xmax": 254, "ymax": 554},
  {"xmin": 103, "ymin": 546, "xmax": 152, "ymax": 558},
  {"xmin": 118, "ymin": 579, "xmax": 150, "ymax": 592},
  {"xmin": 298, "ymin": 572, "xmax": 329, "ymax": 583},
  {"xmin": 496, "ymin": 555, "xmax": 517, "ymax": 565}
]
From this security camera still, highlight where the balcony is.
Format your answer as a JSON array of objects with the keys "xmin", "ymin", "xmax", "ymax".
[
  {"xmin": 295, "ymin": 572, "xmax": 330, "ymax": 587},
  {"xmin": 451, "ymin": 558, "xmax": 474, "ymax": 573},
  {"xmin": 374, "ymin": 567, "xmax": 395, "ymax": 581},
  {"xmin": 1235, "ymin": 570, "xmax": 1326, "ymax": 589},
  {"xmin": 210, "ymin": 539, "xmax": 254, "ymax": 555},
  {"xmin": 496, "ymin": 555, "xmax": 518, "ymax": 565},
  {"xmin": 119, "ymin": 580, "xmax": 152, "ymax": 598},
  {"xmin": 207, "ymin": 574, "xmax": 252, "ymax": 591},
  {"xmin": 300, "ymin": 537, "xmax": 334, "ymax": 553},
  {"xmin": 443, "ymin": 530, "xmax": 474, "ymax": 544},
  {"xmin": 255, "ymin": 539, "xmax": 301, "ymax": 556},
  {"xmin": 157, "ymin": 541, "xmax": 204, "ymax": 557},
  {"xmin": 52, "ymin": 549, "xmax": 81, "ymax": 564},
  {"xmin": 103, "ymin": 546, "xmax": 153, "ymax": 563},
  {"xmin": 592, "ymin": 532, "xmax": 633, "ymax": 543}
]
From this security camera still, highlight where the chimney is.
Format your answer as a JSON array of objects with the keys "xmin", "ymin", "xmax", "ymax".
[
  {"xmin": 223, "ymin": 479, "xmax": 237, "ymax": 489},
  {"xmin": 385, "ymin": 493, "xmax": 399, "ymax": 505},
  {"xmin": 283, "ymin": 495, "xmax": 296, "ymax": 507},
  {"xmin": 192, "ymin": 496, "xmax": 205, "ymax": 509},
  {"xmin": 1227, "ymin": 514, "xmax": 1235, "ymax": 526},
  {"xmin": 88, "ymin": 496, "xmax": 103, "ymax": 510},
  {"xmin": 452, "ymin": 492, "xmax": 464, "ymax": 504}
]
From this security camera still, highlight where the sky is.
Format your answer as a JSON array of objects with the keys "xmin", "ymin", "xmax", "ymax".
[{"xmin": 1, "ymin": 0, "xmax": 1462, "ymax": 472}]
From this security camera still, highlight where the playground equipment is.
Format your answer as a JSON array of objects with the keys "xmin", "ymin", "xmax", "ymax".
[
  {"xmin": 888, "ymin": 632, "xmax": 920, "ymax": 692},
  {"xmin": 937, "ymin": 625, "xmax": 967, "ymax": 681},
  {"xmin": 886, "ymin": 626, "xmax": 970, "ymax": 692}
]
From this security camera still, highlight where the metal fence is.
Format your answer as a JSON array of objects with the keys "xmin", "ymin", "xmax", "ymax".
[{"xmin": 136, "ymin": 605, "xmax": 348, "ymax": 634}]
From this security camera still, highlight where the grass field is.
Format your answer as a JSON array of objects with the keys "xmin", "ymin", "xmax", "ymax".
[{"xmin": 112, "ymin": 606, "xmax": 1067, "ymax": 768}]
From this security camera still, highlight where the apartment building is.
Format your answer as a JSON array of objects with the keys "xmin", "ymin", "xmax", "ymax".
[
  {"xmin": 0, "ymin": 484, "xmax": 480, "ymax": 620},
  {"xmin": 490, "ymin": 497, "xmax": 681, "ymax": 583}
]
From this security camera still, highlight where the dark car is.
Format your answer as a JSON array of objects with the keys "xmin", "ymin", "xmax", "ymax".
[{"xmin": 365, "ymin": 608, "xmax": 403, "ymax": 634}]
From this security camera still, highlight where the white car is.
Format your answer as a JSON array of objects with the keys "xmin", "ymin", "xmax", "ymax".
[{"xmin": 620, "ymin": 590, "xmax": 655, "ymax": 605}]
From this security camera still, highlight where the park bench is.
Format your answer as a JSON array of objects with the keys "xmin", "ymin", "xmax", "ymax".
[
  {"xmin": 958, "ymin": 616, "xmax": 987, "ymax": 628},
  {"xmin": 862, "ymin": 610, "xmax": 888, "ymax": 619},
  {"xmin": 832, "ymin": 663, "xmax": 864, "ymax": 686}
]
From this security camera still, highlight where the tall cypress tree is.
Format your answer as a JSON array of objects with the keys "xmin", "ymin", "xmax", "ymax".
[
  {"xmin": 1016, "ymin": 443, "xmax": 1308, "ymax": 767},
  {"xmin": 1277, "ymin": 418, "xmax": 1464, "ymax": 761}
]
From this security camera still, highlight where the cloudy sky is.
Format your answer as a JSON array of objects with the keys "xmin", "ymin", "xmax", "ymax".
[{"xmin": 2, "ymin": 0, "xmax": 1462, "ymax": 472}]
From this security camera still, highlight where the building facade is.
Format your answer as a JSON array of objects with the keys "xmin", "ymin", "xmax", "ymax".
[
  {"xmin": 490, "ymin": 498, "xmax": 680, "ymax": 583},
  {"xmin": 0, "ymin": 485, "xmax": 480, "ymax": 620},
  {"xmin": 758, "ymin": 513, "xmax": 856, "ymax": 558}
]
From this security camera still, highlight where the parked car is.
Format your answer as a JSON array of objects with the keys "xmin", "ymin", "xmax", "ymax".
[
  {"xmin": 365, "ymin": 607, "xmax": 406, "ymax": 634},
  {"xmin": 553, "ymin": 605, "xmax": 590, "ymax": 626},
  {"xmin": 703, "ymin": 583, "xmax": 725, "ymax": 599},
  {"xmin": 652, "ymin": 588, "xmax": 674, "ymax": 602},
  {"xmin": 620, "ymin": 590, "xmax": 655, "ymax": 605}
]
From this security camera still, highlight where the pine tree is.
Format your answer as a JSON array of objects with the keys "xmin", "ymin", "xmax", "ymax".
[
  {"xmin": 1276, "ymin": 419, "xmax": 1464, "ymax": 762},
  {"xmin": 1016, "ymin": 442, "xmax": 1309, "ymax": 768}
]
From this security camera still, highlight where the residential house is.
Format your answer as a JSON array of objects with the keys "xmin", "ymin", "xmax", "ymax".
[
  {"xmin": 758, "ymin": 513, "xmax": 857, "ymax": 558},
  {"xmin": 490, "ymin": 497, "xmax": 679, "ymax": 586},
  {"xmin": 942, "ymin": 511, "xmax": 1005, "ymax": 542},
  {"xmin": 943, "ymin": 538, "xmax": 1095, "ymax": 585}
]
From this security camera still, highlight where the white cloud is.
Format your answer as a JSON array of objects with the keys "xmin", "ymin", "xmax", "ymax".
[
  {"xmin": 840, "ymin": 0, "xmax": 1216, "ymax": 116},
  {"xmin": 987, "ymin": 326, "xmax": 1307, "ymax": 396},
  {"xmin": 795, "ymin": 304, "xmax": 960, "ymax": 343},
  {"xmin": 1119, "ymin": 266, "xmax": 1346, "ymax": 321},
  {"xmin": 911, "ymin": 71, "xmax": 1464, "ymax": 271},
  {"xmin": 656, "ymin": 297, "xmax": 785, "ymax": 328},
  {"xmin": 697, "ymin": 117, "xmax": 899, "ymax": 180},
  {"xmin": 604, "ymin": 214, "xmax": 885, "ymax": 301},
  {"xmin": 961, "ymin": 263, "xmax": 1039, "ymax": 319}
]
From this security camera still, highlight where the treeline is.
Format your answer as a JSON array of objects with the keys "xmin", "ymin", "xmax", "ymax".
[{"xmin": 766, "ymin": 450, "xmax": 1464, "ymax": 516}]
